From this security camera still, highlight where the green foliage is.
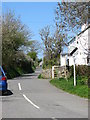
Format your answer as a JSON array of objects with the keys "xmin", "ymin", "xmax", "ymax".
[
  {"xmin": 3, "ymin": 54, "xmax": 34, "ymax": 79},
  {"xmin": 50, "ymin": 77, "xmax": 89, "ymax": 98},
  {"xmin": 76, "ymin": 76, "xmax": 88, "ymax": 85},
  {"xmin": 43, "ymin": 59, "xmax": 53, "ymax": 69},
  {"xmin": 38, "ymin": 74, "xmax": 44, "ymax": 79},
  {"xmin": 2, "ymin": 11, "xmax": 35, "ymax": 79},
  {"xmin": 68, "ymin": 65, "xmax": 89, "ymax": 86},
  {"xmin": 38, "ymin": 74, "xmax": 48, "ymax": 79},
  {"xmin": 38, "ymin": 58, "xmax": 42, "ymax": 63},
  {"xmin": 69, "ymin": 65, "xmax": 89, "ymax": 77},
  {"xmin": 42, "ymin": 56, "xmax": 59, "ymax": 69},
  {"xmin": 5, "ymin": 67, "xmax": 21, "ymax": 79},
  {"xmin": 2, "ymin": 11, "xmax": 31, "ymax": 65},
  {"xmin": 27, "ymin": 52, "xmax": 37, "ymax": 61},
  {"xmin": 27, "ymin": 51, "xmax": 41, "ymax": 68}
]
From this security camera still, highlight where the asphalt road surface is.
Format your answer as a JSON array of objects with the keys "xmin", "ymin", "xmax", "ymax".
[{"xmin": 0, "ymin": 67, "xmax": 88, "ymax": 119}]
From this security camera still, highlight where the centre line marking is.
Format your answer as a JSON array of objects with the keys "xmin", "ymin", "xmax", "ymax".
[
  {"xmin": 23, "ymin": 94, "xmax": 40, "ymax": 109},
  {"xmin": 18, "ymin": 83, "xmax": 22, "ymax": 90}
]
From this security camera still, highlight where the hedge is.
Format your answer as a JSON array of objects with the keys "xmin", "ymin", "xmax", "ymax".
[{"xmin": 69, "ymin": 65, "xmax": 90, "ymax": 77}]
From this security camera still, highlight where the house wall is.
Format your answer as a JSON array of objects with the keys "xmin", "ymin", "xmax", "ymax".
[
  {"xmin": 60, "ymin": 24, "xmax": 89, "ymax": 66},
  {"xmin": 60, "ymin": 55, "xmax": 66, "ymax": 66},
  {"xmin": 68, "ymin": 56, "xmax": 74, "ymax": 66},
  {"xmin": 68, "ymin": 24, "xmax": 89, "ymax": 66}
]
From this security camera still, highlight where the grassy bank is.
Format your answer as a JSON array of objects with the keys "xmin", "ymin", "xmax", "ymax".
[
  {"xmin": 4, "ymin": 64, "xmax": 35, "ymax": 79},
  {"xmin": 50, "ymin": 77, "xmax": 89, "ymax": 98},
  {"xmin": 38, "ymin": 74, "xmax": 45, "ymax": 79},
  {"xmin": 38, "ymin": 74, "xmax": 49, "ymax": 79}
]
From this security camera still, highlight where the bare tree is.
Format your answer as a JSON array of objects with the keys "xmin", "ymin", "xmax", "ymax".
[
  {"xmin": 55, "ymin": 2, "xmax": 89, "ymax": 55},
  {"xmin": 39, "ymin": 25, "xmax": 65, "ymax": 67}
]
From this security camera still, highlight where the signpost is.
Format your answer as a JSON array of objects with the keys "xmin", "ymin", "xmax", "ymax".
[
  {"xmin": 73, "ymin": 57, "xmax": 76, "ymax": 86},
  {"xmin": 70, "ymin": 47, "xmax": 78, "ymax": 86}
]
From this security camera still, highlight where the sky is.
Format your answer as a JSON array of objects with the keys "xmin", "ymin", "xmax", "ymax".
[{"xmin": 2, "ymin": 2, "xmax": 57, "ymax": 58}]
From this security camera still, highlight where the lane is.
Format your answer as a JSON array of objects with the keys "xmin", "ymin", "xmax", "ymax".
[
  {"xmin": 1, "ymin": 68, "xmax": 88, "ymax": 118},
  {"xmin": 17, "ymin": 82, "xmax": 40, "ymax": 109},
  {"xmin": 21, "ymin": 78, "xmax": 88, "ymax": 118},
  {"xmin": 2, "ymin": 68, "xmax": 51, "ymax": 118},
  {"xmin": 2, "ymin": 80, "xmax": 41, "ymax": 118}
]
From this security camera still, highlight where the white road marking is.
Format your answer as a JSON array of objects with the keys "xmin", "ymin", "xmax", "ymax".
[
  {"xmin": 52, "ymin": 117, "xmax": 58, "ymax": 120},
  {"xmin": 18, "ymin": 83, "xmax": 22, "ymax": 90},
  {"xmin": 23, "ymin": 94, "xmax": 40, "ymax": 109}
]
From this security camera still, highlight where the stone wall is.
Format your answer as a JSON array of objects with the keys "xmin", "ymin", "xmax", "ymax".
[
  {"xmin": 52, "ymin": 66, "xmax": 70, "ymax": 79},
  {"xmin": 41, "ymin": 66, "xmax": 70, "ymax": 79},
  {"xmin": 41, "ymin": 69, "xmax": 52, "ymax": 79}
]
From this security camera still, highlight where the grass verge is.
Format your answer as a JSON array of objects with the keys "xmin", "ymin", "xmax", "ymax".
[
  {"xmin": 38, "ymin": 74, "xmax": 44, "ymax": 79},
  {"xmin": 50, "ymin": 77, "xmax": 89, "ymax": 98},
  {"xmin": 38, "ymin": 74, "xmax": 48, "ymax": 79}
]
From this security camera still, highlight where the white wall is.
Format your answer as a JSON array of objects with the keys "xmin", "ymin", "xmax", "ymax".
[
  {"xmin": 68, "ymin": 24, "xmax": 89, "ymax": 66},
  {"xmin": 68, "ymin": 56, "xmax": 74, "ymax": 66},
  {"xmin": 60, "ymin": 55, "xmax": 66, "ymax": 66},
  {"xmin": 61, "ymin": 24, "xmax": 89, "ymax": 66}
]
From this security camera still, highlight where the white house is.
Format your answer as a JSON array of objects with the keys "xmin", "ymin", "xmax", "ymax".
[{"xmin": 60, "ymin": 24, "xmax": 90, "ymax": 66}]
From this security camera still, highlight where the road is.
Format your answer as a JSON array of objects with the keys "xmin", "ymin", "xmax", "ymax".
[{"xmin": 0, "ymin": 68, "xmax": 88, "ymax": 119}]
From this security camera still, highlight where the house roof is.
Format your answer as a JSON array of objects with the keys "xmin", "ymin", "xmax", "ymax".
[
  {"xmin": 61, "ymin": 53, "xmax": 70, "ymax": 56},
  {"xmin": 61, "ymin": 24, "xmax": 90, "ymax": 55},
  {"xmin": 67, "ymin": 25, "xmax": 90, "ymax": 45}
]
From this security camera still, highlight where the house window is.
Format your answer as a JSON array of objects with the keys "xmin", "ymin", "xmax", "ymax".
[
  {"xmin": 87, "ymin": 56, "xmax": 90, "ymax": 64},
  {"xmin": 66, "ymin": 59, "xmax": 69, "ymax": 66},
  {"xmin": 66, "ymin": 59, "xmax": 69, "ymax": 70}
]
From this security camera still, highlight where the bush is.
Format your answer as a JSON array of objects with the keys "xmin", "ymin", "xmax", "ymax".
[
  {"xmin": 69, "ymin": 65, "xmax": 89, "ymax": 77},
  {"xmin": 88, "ymin": 76, "xmax": 90, "ymax": 88},
  {"xmin": 69, "ymin": 65, "xmax": 89, "ymax": 86},
  {"xmin": 77, "ymin": 76, "xmax": 88, "ymax": 85},
  {"xmin": 42, "ymin": 57, "xmax": 59, "ymax": 69},
  {"xmin": 38, "ymin": 74, "xmax": 44, "ymax": 79},
  {"xmin": 3, "ymin": 66, "xmax": 21, "ymax": 79},
  {"xmin": 3, "ymin": 57, "xmax": 35, "ymax": 79},
  {"xmin": 38, "ymin": 74, "xmax": 42, "ymax": 79}
]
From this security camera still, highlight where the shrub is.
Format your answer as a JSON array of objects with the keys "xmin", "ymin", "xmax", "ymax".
[
  {"xmin": 3, "ymin": 57, "xmax": 34, "ymax": 79},
  {"xmin": 69, "ymin": 65, "xmax": 89, "ymax": 77},
  {"xmin": 38, "ymin": 74, "xmax": 44, "ymax": 79},
  {"xmin": 42, "ymin": 57, "xmax": 59, "ymax": 69},
  {"xmin": 38, "ymin": 74, "xmax": 42, "ymax": 79},
  {"xmin": 68, "ymin": 65, "xmax": 89, "ymax": 86}
]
